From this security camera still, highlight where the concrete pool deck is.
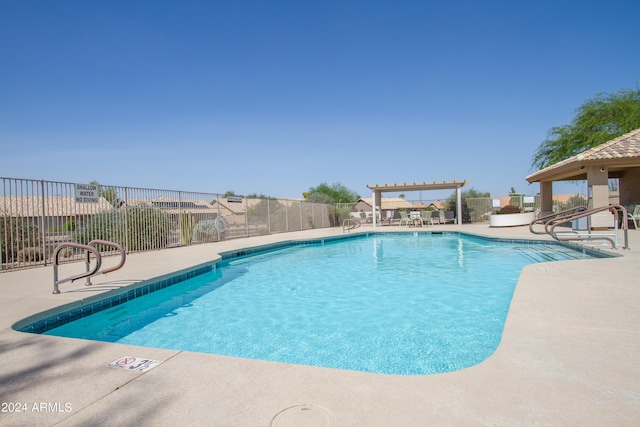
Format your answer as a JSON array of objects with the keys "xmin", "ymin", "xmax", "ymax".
[{"xmin": 1, "ymin": 224, "xmax": 639, "ymax": 426}]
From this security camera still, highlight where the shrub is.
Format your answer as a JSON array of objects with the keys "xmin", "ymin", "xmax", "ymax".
[
  {"xmin": 74, "ymin": 206, "xmax": 170, "ymax": 251},
  {"xmin": 1, "ymin": 218, "xmax": 40, "ymax": 264},
  {"xmin": 497, "ymin": 205, "xmax": 522, "ymax": 214},
  {"xmin": 18, "ymin": 247, "xmax": 43, "ymax": 262},
  {"xmin": 246, "ymin": 198, "xmax": 287, "ymax": 230},
  {"xmin": 331, "ymin": 205, "xmax": 352, "ymax": 227},
  {"xmin": 192, "ymin": 220, "xmax": 219, "ymax": 243}
]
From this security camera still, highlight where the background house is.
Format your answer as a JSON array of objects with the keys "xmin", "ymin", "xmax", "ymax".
[{"xmin": 354, "ymin": 197, "xmax": 417, "ymax": 220}]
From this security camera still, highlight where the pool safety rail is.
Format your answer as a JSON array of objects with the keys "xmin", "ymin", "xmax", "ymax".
[
  {"xmin": 529, "ymin": 205, "xmax": 629, "ymax": 250},
  {"xmin": 529, "ymin": 207, "xmax": 588, "ymax": 235},
  {"xmin": 342, "ymin": 218, "xmax": 362, "ymax": 233},
  {"xmin": 53, "ymin": 240, "xmax": 126, "ymax": 294}
]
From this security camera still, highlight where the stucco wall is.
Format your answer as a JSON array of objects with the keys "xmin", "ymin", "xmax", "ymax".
[{"xmin": 620, "ymin": 167, "xmax": 640, "ymax": 206}]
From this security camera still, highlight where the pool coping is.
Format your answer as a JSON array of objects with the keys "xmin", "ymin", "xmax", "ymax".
[{"xmin": 1, "ymin": 224, "xmax": 639, "ymax": 426}]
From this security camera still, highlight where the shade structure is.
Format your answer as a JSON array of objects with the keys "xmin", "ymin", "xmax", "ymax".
[
  {"xmin": 366, "ymin": 180, "xmax": 467, "ymax": 226},
  {"xmin": 526, "ymin": 128, "xmax": 640, "ymax": 216}
]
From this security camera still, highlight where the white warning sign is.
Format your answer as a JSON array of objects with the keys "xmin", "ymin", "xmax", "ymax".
[
  {"xmin": 107, "ymin": 356, "xmax": 162, "ymax": 372},
  {"xmin": 75, "ymin": 184, "xmax": 99, "ymax": 203}
]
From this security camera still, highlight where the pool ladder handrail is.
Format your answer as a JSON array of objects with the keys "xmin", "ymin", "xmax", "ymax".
[
  {"xmin": 342, "ymin": 218, "xmax": 362, "ymax": 233},
  {"xmin": 540, "ymin": 205, "xmax": 629, "ymax": 250},
  {"xmin": 53, "ymin": 240, "xmax": 127, "ymax": 294},
  {"xmin": 529, "ymin": 206, "xmax": 587, "ymax": 235}
]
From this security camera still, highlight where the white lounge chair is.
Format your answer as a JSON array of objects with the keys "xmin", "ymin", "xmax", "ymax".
[
  {"xmin": 420, "ymin": 210, "xmax": 431, "ymax": 226},
  {"xmin": 399, "ymin": 211, "xmax": 412, "ymax": 226}
]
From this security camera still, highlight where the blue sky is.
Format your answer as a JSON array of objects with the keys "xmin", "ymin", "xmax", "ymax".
[{"xmin": 1, "ymin": 0, "xmax": 639, "ymax": 201}]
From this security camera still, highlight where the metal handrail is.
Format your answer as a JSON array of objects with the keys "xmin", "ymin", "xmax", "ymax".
[
  {"xmin": 53, "ymin": 243, "xmax": 102, "ymax": 294},
  {"xmin": 52, "ymin": 240, "xmax": 127, "ymax": 294},
  {"xmin": 85, "ymin": 240, "xmax": 127, "ymax": 285},
  {"xmin": 545, "ymin": 205, "xmax": 629, "ymax": 250},
  {"xmin": 342, "ymin": 218, "xmax": 361, "ymax": 233},
  {"xmin": 529, "ymin": 206, "xmax": 587, "ymax": 234}
]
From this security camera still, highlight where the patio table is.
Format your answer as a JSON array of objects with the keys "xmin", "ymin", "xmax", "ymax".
[{"xmin": 409, "ymin": 211, "xmax": 423, "ymax": 227}]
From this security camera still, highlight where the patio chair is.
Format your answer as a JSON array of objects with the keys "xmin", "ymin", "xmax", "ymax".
[
  {"xmin": 382, "ymin": 210, "xmax": 395, "ymax": 226},
  {"xmin": 430, "ymin": 210, "xmax": 441, "ymax": 224},
  {"xmin": 399, "ymin": 211, "xmax": 412, "ymax": 226},
  {"xmin": 420, "ymin": 210, "xmax": 431, "ymax": 226},
  {"xmin": 443, "ymin": 211, "xmax": 455, "ymax": 224}
]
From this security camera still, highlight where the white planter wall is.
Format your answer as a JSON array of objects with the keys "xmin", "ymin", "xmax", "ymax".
[{"xmin": 489, "ymin": 212, "xmax": 536, "ymax": 227}]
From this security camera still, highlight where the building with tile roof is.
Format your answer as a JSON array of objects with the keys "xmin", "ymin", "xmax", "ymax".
[
  {"xmin": 526, "ymin": 128, "xmax": 640, "ymax": 217},
  {"xmin": 354, "ymin": 197, "xmax": 416, "ymax": 213}
]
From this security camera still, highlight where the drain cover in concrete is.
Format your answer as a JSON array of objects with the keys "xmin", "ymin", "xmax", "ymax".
[{"xmin": 271, "ymin": 404, "xmax": 334, "ymax": 427}]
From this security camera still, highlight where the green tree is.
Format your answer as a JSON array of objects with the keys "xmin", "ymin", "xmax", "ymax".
[
  {"xmin": 304, "ymin": 182, "xmax": 360, "ymax": 204},
  {"xmin": 90, "ymin": 180, "xmax": 120, "ymax": 207},
  {"xmin": 508, "ymin": 187, "xmax": 523, "ymax": 206},
  {"xmin": 532, "ymin": 88, "xmax": 640, "ymax": 169}
]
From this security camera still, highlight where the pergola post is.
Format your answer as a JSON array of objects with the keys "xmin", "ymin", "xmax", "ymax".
[
  {"xmin": 371, "ymin": 190, "xmax": 379, "ymax": 227},
  {"xmin": 540, "ymin": 181, "xmax": 553, "ymax": 216},
  {"xmin": 456, "ymin": 186, "xmax": 462, "ymax": 225},
  {"xmin": 586, "ymin": 166, "xmax": 612, "ymax": 228}
]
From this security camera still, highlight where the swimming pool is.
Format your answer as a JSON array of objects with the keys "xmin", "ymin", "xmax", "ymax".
[{"xmin": 27, "ymin": 232, "xmax": 606, "ymax": 375}]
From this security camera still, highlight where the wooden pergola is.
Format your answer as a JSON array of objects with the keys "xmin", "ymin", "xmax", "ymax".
[{"xmin": 366, "ymin": 180, "xmax": 467, "ymax": 227}]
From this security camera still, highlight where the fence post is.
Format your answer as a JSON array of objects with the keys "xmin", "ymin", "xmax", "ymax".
[
  {"xmin": 285, "ymin": 199, "xmax": 289, "ymax": 232},
  {"xmin": 40, "ymin": 180, "xmax": 47, "ymax": 266},
  {"xmin": 267, "ymin": 198, "xmax": 271, "ymax": 235},
  {"xmin": 123, "ymin": 188, "xmax": 130, "ymax": 252},
  {"xmin": 215, "ymin": 194, "xmax": 220, "ymax": 241},
  {"xmin": 178, "ymin": 191, "xmax": 183, "ymax": 246},
  {"xmin": 245, "ymin": 198, "xmax": 249, "ymax": 237}
]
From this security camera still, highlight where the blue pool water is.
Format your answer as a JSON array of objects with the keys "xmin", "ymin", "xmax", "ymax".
[{"xmin": 41, "ymin": 233, "xmax": 601, "ymax": 375}]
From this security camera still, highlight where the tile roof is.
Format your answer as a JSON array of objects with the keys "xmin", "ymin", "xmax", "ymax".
[
  {"xmin": 357, "ymin": 197, "xmax": 416, "ymax": 210},
  {"xmin": 0, "ymin": 196, "xmax": 115, "ymax": 217},
  {"xmin": 212, "ymin": 198, "xmax": 307, "ymax": 215},
  {"xmin": 527, "ymin": 127, "xmax": 640, "ymax": 182},
  {"xmin": 574, "ymin": 127, "xmax": 640, "ymax": 161}
]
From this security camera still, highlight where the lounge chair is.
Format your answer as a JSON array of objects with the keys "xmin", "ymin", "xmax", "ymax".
[
  {"xmin": 420, "ymin": 210, "xmax": 431, "ymax": 226},
  {"xmin": 430, "ymin": 210, "xmax": 441, "ymax": 224},
  {"xmin": 443, "ymin": 211, "xmax": 455, "ymax": 224},
  {"xmin": 381, "ymin": 210, "xmax": 395, "ymax": 226},
  {"xmin": 399, "ymin": 211, "xmax": 412, "ymax": 226}
]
